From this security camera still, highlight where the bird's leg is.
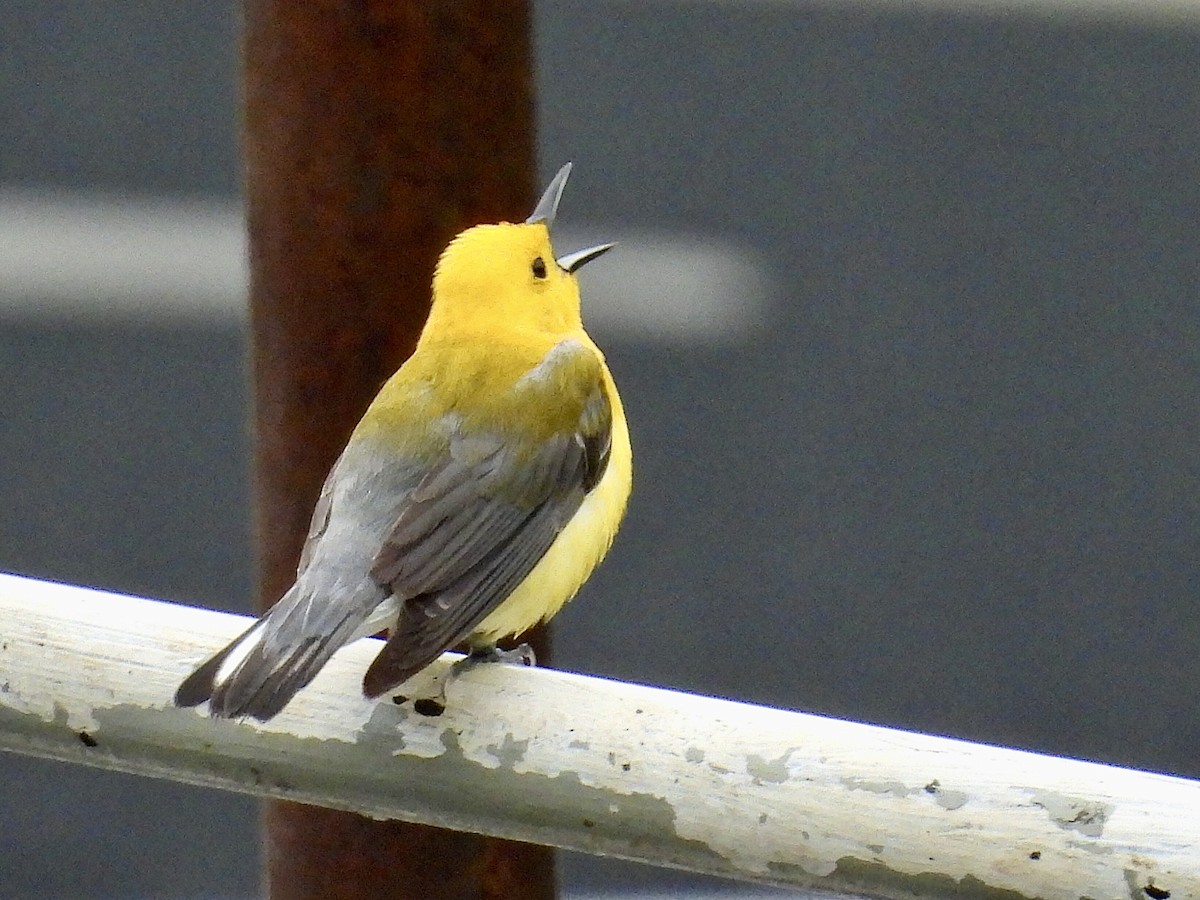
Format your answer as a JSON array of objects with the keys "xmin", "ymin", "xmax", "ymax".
[
  {"xmin": 406, "ymin": 643, "xmax": 537, "ymax": 717},
  {"xmin": 460, "ymin": 642, "xmax": 538, "ymax": 670},
  {"xmin": 446, "ymin": 641, "xmax": 538, "ymax": 695}
]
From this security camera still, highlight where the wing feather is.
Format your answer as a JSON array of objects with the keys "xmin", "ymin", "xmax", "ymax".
[
  {"xmin": 177, "ymin": 339, "xmax": 617, "ymax": 720},
  {"xmin": 362, "ymin": 370, "xmax": 612, "ymax": 697}
]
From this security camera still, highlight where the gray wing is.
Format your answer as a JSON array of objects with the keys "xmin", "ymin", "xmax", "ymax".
[
  {"xmin": 362, "ymin": 384, "xmax": 612, "ymax": 697},
  {"xmin": 175, "ymin": 446, "xmax": 418, "ymax": 720}
]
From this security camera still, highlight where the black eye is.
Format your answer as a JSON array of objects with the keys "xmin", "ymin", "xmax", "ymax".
[{"xmin": 531, "ymin": 256, "xmax": 547, "ymax": 279}]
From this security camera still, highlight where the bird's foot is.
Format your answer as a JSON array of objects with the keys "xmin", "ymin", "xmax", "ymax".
[
  {"xmin": 461, "ymin": 642, "xmax": 537, "ymax": 671},
  {"xmin": 398, "ymin": 644, "xmax": 537, "ymax": 718},
  {"xmin": 443, "ymin": 642, "xmax": 537, "ymax": 701}
]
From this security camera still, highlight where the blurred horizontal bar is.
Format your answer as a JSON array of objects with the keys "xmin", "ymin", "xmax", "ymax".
[
  {"xmin": 758, "ymin": 0, "xmax": 1200, "ymax": 24},
  {"xmin": 0, "ymin": 191, "xmax": 772, "ymax": 342},
  {"xmin": 0, "ymin": 571, "xmax": 1196, "ymax": 900},
  {"xmin": 0, "ymin": 191, "xmax": 246, "ymax": 320}
]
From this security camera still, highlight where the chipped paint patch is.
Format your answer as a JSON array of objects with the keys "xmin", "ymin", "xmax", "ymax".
[
  {"xmin": 832, "ymin": 857, "xmax": 1036, "ymax": 900},
  {"xmin": 1028, "ymin": 790, "xmax": 1112, "ymax": 838},
  {"xmin": 1124, "ymin": 868, "xmax": 1143, "ymax": 900},
  {"xmin": 842, "ymin": 776, "xmax": 914, "ymax": 798},
  {"xmin": 747, "ymin": 749, "xmax": 795, "ymax": 784},
  {"xmin": 936, "ymin": 789, "xmax": 969, "ymax": 811},
  {"xmin": 0, "ymin": 699, "xmax": 101, "ymax": 753},
  {"xmin": 685, "ymin": 747, "xmax": 704, "ymax": 763},
  {"xmin": 487, "ymin": 733, "xmax": 529, "ymax": 769},
  {"xmin": 1123, "ymin": 867, "xmax": 1172, "ymax": 900},
  {"xmin": 925, "ymin": 779, "xmax": 969, "ymax": 811},
  {"xmin": 61, "ymin": 699, "xmax": 100, "ymax": 733},
  {"xmin": 768, "ymin": 858, "xmax": 838, "ymax": 881},
  {"xmin": 84, "ymin": 701, "xmax": 731, "ymax": 878}
]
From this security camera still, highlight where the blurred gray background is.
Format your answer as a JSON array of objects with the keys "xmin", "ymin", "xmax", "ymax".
[{"xmin": 2, "ymin": 1, "xmax": 1198, "ymax": 897}]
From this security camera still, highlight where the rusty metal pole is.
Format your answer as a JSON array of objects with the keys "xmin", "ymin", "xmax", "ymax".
[{"xmin": 242, "ymin": 2, "xmax": 553, "ymax": 897}]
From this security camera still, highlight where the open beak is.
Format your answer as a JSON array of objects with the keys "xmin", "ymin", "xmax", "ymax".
[
  {"xmin": 557, "ymin": 242, "xmax": 616, "ymax": 273},
  {"xmin": 527, "ymin": 163, "xmax": 616, "ymax": 273},
  {"xmin": 526, "ymin": 162, "xmax": 573, "ymax": 227}
]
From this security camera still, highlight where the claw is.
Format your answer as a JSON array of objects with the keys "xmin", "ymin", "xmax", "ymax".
[
  {"xmin": 465, "ymin": 642, "xmax": 537, "ymax": 669},
  {"xmin": 397, "ymin": 644, "xmax": 537, "ymax": 717}
]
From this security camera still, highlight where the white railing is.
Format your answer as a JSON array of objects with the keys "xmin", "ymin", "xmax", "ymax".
[{"xmin": 0, "ymin": 571, "xmax": 1195, "ymax": 900}]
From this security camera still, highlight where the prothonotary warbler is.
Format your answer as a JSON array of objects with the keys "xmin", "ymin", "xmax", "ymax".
[{"xmin": 175, "ymin": 163, "xmax": 631, "ymax": 720}]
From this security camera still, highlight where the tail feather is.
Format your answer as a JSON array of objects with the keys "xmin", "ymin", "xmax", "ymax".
[
  {"xmin": 174, "ymin": 631, "xmax": 245, "ymax": 709},
  {"xmin": 208, "ymin": 635, "xmax": 327, "ymax": 720},
  {"xmin": 174, "ymin": 594, "xmax": 374, "ymax": 721}
]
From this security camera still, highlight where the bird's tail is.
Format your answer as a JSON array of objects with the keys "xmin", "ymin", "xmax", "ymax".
[{"xmin": 174, "ymin": 587, "xmax": 373, "ymax": 721}]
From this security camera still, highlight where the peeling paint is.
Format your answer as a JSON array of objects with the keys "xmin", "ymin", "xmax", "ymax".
[
  {"xmin": 54, "ymin": 698, "xmax": 98, "ymax": 733},
  {"xmin": 84, "ymin": 702, "xmax": 731, "ymax": 876},
  {"xmin": 747, "ymin": 749, "xmax": 794, "ymax": 784},
  {"xmin": 936, "ymin": 790, "xmax": 968, "ymax": 811},
  {"xmin": 766, "ymin": 853, "xmax": 838, "ymax": 880},
  {"xmin": 1028, "ymin": 790, "xmax": 1112, "ymax": 838},
  {"xmin": 0, "ymin": 699, "xmax": 102, "ymax": 759},
  {"xmin": 1120, "ymin": 868, "xmax": 1172, "ymax": 900},
  {"xmin": 924, "ymin": 779, "xmax": 969, "ymax": 811},
  {"xmin": 359, "ymin": 701, "xmax": 406, "ymax": 751},
  {"xmin": 1124, "ymin": 868, "xmax": 1142, "ymax": 900},
  {"xmin": 685, "ymin": 747, "xmax": 704, "ymax": 764},
  {"xmin": 486, "ymin": 733, "xmax": 529, "ymax": 769},
  {"xmin": 841, "ymin": 776, "xmax": 914, "ymax": 798},
  {"xmin": 440, "ymin": 729, "xmax": 462, "ymax": 754},
  {"xmin": 832, "ymin": 857, "xmax": 1036, "ymax": 900}
]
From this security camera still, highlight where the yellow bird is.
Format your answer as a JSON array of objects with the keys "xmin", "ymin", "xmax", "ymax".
[{"xmin": 176, "ymin": 164, "xmax": 631, "ymax": 720}]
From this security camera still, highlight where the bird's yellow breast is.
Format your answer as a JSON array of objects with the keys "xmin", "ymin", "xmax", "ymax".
[
  {"xmin": 357, "ymin": 333, "xmax": 590, "ymax": 450},
  {"xmin": 357, "ymin": 331, "xmax": 632, "ymax": 645},
  {"xmin": 355, "ymin": 213, "xmax": 631, "ymax": 645},
  {"xmin": 470, "ymin": 364, "xmax": 632, "ymax": 643}
]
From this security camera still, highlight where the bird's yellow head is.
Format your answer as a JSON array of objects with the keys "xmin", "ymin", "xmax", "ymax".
[{"xmin": 423, "ymin": 164, "xmax": 613, "ymax": 341}]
